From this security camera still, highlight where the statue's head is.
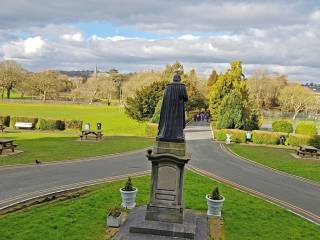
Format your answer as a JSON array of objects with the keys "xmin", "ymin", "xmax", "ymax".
[{"xmin": 173, "ymin": 73, "xmax": 181, "ymax": 82}]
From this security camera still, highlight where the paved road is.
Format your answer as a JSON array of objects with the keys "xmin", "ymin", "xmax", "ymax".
[{"xmin": 1, "ymin": 122, "xmax": 320, "ymax": 224}]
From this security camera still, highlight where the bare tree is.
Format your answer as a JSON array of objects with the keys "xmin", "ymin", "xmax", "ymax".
[
  {"xmin": 0, "ymin": 60, "xmax": 25, "ymax": 99},
  {"xmin": 29, "ymin": 70, "xmax": 65, "ymax": 101},
  {"xmin": 278, "ymin": 84, "xmax": 315, "ymax": 121}
]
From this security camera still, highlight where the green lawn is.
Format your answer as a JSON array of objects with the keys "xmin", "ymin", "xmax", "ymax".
[
  {"xmin": 0, "ymin": 102, "xmax": 146, "ymax": 136},
  {"xmin": 0, "ymin": 132, "xmax": 153, "ymax": 166},
  {"xmin": 228, "ymin": 144, "xmax": 320, "ymax": 183},
  {"xmin": 1, "ymin": 171, "xmax": 319, "ymax": 240}
]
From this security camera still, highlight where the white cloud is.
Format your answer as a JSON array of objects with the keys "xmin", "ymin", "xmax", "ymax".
[
  {"xmin": 2, "ymin": 36, "xmax": 45, "ymax": 59},
  {"xmin": 178, "ymin": 35, "xmax": 200, "ymax": 40},
  {"xmin": 61, "ymin": 32, "xmax": 83, "ymax": 42}
]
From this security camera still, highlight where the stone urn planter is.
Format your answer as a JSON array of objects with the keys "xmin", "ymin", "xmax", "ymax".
[
  {"xmin": 206, "ymin": 187, "xmax": 225, "ymax": 217},
  {"xmin": 106, "ymin": 206, "xmax": 122, "ymax": 227},
  {"xmin": 120, "ymin": 177, "xmax": 138, "ymax": 209}
]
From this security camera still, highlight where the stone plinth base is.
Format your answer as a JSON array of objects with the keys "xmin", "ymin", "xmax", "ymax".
[{"xmin": 115, "ymin": 206, "xmax": 208, "ymax": 240}]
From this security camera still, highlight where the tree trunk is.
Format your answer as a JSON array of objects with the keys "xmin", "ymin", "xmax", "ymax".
[
  {"xmin": 292, "ymin": 111, "xmax": 299, "ymax": 121},
  {"xmin": 1, "ymin": 88, "xmax": 4, "ymax": 100},
  {"xmin": 6, "ymin": 88, "xmax": 11, "ymax": 99}
]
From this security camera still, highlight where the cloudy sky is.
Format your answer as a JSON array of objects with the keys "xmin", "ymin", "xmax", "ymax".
[{"xmin": 1, "ymin": 0, "xmax": 320, "ymax": 82}]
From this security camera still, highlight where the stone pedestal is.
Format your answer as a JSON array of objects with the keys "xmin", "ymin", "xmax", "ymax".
[{"xmin": 145, "ymin": 141, "xmax": 190, "ymax": 224}]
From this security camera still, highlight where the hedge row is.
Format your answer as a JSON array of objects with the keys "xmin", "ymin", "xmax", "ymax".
[
  {"xmin": 251, "ymin": 130, "xmax": 288, "ymax": 145},
  {"xmin": 213, "ymin": 129, "xmax": 246, "ymax": 143},
  {"xmin": 0, "ymin": 115, "xmax": 82, "ymax": 131},
  {"xmin": 145, "ymin": 123, "xmax": 158, "ymax": 138},
  {"xmin": 37, "ymin": 118, "xmax": 83, "ymax": 131},
  {"xmin": 272, "ymin": 120, "xmax": 293, "ymax": 133}
]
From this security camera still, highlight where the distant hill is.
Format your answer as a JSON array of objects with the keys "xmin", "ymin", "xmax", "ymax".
[{"xmin": 59, "ymin": 70, "xmax": 95, "ymax": 79}]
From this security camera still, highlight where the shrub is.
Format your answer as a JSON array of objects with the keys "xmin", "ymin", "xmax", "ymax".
[
  {"xmin": 107, "ymin": 206, "xmax": 122, "ymax": 217},
  {"xmin": 287, "ymin": 133, "xmax": 313, "ymax": 147},
  {"xmin": 63, "ymin": 120, "xmax": 83, "ymax": 131},
  {"xmin": 0, "ymin": 115, "xmax": 10, "ymax": 127},
  {"xmin": 11, "ymin": 116, "xmax": 38, "ymax": 129},
  {"xmin": 122, "ymin": 177, "xmax": 135, "ymax": 191},
  {"xmin": 252, "ymin": 130, "xmax": 288, "ymax": 145},
  {"xmin": 150, "ymin": 98, "xmax": 162, "ymax": 123},
  {"xmin": 145, "ymin": 123, "xmax": 158, "ymax": 138},
  {"xmin": 210, "ymin": 187, "xmax": 222, "ymax": 200},
  {"xmin": 272, "ymin": 120, "xmax": 293, "ymax": 133},
  {"xmin": 213, "ymin": 129, "xmax": 246, "ymax": 143},
  {"xmin": 295, "ymin": 121, "xmax": 317, "ymax": 136},
  {"xmin": 38, "ymin": 118, "xmax": 63, "ymax": 130}
]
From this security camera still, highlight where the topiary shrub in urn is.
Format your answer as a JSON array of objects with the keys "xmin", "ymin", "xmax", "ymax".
[
  {"xmin": 120, "ymin": 177, "xmax": 138, "ymax": 209},
  {"xmin": 206, "ymin": 187, "xmax": 225, "ymax": 217},
  {"xmin": 106, "ymin": 205, "xmax": 122, "ymax": 227}
]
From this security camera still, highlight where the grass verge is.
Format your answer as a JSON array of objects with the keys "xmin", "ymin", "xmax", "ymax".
[
  {"xmin": 227, "ymin": 144, "xmax": 320, "ymax": 183},
  {"xmin": 0, "ymin": 102, "xmax": 146, "ymax": 136},
  {"xmin": 0, "ymin": 132, "xmax": 153, "ymax": 166},
  {"xmin": 0, "ymin": 171, "xmax": 319, "ymax": 240}
]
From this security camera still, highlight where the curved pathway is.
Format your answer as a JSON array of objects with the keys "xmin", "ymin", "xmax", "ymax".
[{"xmin": 1, "ymin": 123, "xmax": 320, "ymax": 224}]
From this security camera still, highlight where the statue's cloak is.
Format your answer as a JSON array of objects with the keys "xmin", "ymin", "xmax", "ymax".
[{"xmin": 157, "ymin": 82, "xmax": 188, "ymax": 142}]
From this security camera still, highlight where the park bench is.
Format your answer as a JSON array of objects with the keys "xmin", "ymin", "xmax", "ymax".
[{"xmin": 14, "ymin": 122, "xmax": 33, "ymax": 129}]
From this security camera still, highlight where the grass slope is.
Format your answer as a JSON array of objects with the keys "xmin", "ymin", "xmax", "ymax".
[
  {"xmin": 1, "ymin": 171, "xmax": 319, "ymax": 240},
  {"xmin": 0, "ymin": 102, "xmax": 146, "ymax": 136},
  {"xmin": 0, "ymin": 132, "xmax": 153, "ymax": 166},
  {"xmin": 228, "ymin": 144, "xmax": 320, "ymax": 183}
]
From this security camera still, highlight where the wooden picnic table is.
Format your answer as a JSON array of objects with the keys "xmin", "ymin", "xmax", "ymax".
[
  {"xmin": 0, "ymin": 139, "xmax": 17, "ymax": 155},
  {"xmin": 80, "ymin": 130, "xmax": 103, "ymax": 141},
  {"xmin": 297, "ymin": 145, "xmax": 319, "ymax": 158}
]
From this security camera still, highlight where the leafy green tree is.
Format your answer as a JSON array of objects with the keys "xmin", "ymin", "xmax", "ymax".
[
  {"xmin": 216, "ymin": 90, "xmax": 245, "ymax": 129},
  {"xmin": 150, "ymin": 98, "xmax": 163, "ymax": 123},
  {"xmin": 125, "ymin": 80, "xmax": 168, "ymax": 121},
  {"xmin": 209, "ymin": 61, "xmax": 249, "ymax": 120},
  {"xmin": 161, "ymin": 61, "xmax": 184, "ymax": 81},
  {"xmin": 207, "ymin": 69, "xmax": 218, "ymax": 91},
  {"xmin": 182, "ymin": 69, "xmax": 207, "ymax": 112}
]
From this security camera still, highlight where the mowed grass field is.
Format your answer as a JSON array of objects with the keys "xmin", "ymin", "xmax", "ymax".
[
  {"xmin": 1, "ymin": 171, "xmax": 319, "ymax": 240},
  {"xmin": 227, "ymin": 144, "xmax": 320, "ymax": 183},
  {"xmin": 0, "ymin": 102, "xmax": 146, "ymax": 136},
  {"xmin": 0, "ymin": 132, "xmax": 153, "ymax": 166}
]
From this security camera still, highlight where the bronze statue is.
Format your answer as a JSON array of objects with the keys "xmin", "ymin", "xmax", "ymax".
[{"xmin": 157, "ymin": 73, "xmax": 188, "ymax": 142}]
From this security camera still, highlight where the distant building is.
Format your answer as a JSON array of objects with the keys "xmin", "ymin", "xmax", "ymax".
[{"xmin": 302, "ymin": 83, "xmax": 320, "ymax": 93}]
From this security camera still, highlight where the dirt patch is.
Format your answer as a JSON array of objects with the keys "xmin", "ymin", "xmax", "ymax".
[
  {"xmin": 290, "ymin": 153, "xmax": 319, "ymax": 161},
  {"xmin": 0, "ymin": 150, "xmax": 24, "ymax": 157},
  {"xmin": 208, "ymin": 216, "xmax": 225, "ymax": 240}
]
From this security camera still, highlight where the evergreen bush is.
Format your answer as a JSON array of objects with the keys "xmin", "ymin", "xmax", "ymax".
[
  {"xmin": 295, "ymin": 121, "xmax": 317, "ymax": 136},
  {"xmin": 210, "ymin": 187, "xmax": 222, "ymax": 200},
  {"xmin": 122, "ymin": 177, "xmax": 135, "ymax": 191},
  {"xmin": 272, "ymin": 120, "xmax": 293, "ymax": 133},
  {"xmin": 0, "ymin": 115, "xmax": 10, "ymax": 127},
  {"xmin": 38, "ymin": 118, "xmax": 63, "ymax": 130},
  {"xmin": 63, "ymin": 120, "xmax": 83, "ymax": 131}
]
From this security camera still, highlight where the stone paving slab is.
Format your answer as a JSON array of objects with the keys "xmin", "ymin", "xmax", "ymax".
[{"xmin": 115, "ymin": 206, "xmax": 208, "ymax": 240}]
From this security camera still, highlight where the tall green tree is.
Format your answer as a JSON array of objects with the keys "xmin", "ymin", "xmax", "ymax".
[
  {"xmin": 161, "ymin": 61, "xmax": 184, "ymax": 81},
  {"xmin": 209, "ymin": 61, "xmax": 249, "ymax": 120},
  {"xmin": 216, "ymin": 90, "xmax": 245, "ymax": 129},
  {"xmin": 125, "ymin": 80, "xmax": 168, "ymax": 121},
  {"xmin": 182, "ymin": 69, "xmax": 207, "ymax": 112}
]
